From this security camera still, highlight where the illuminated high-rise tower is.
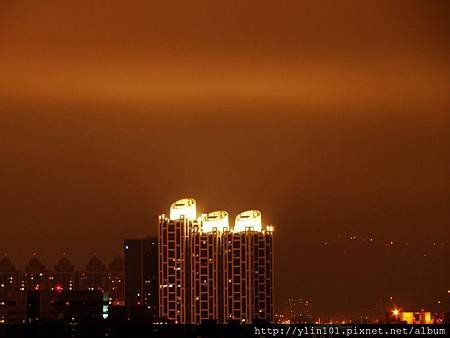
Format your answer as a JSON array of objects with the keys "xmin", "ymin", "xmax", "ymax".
[
  {"xmin": 158, "ymin": 198, "xmax": 198, "ymax": 324},
  {"xmin": 222, "ymin": 210, "xmax": 273, "ymax": 323},
  {"xmin": 188, "ymin": 211, "xmax": 227, "ymax": 323},
  {"xmin": 158, "ymin": 198, "xmax": 273, "ymax": 324}
]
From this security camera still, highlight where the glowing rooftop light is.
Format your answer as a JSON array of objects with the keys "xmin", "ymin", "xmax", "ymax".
[
  {"xmin": 234, "ymin": 210, "xmax": 262, "ymax": 232},
  {"xmin": 392, "ymin": 309, "xmax": 400, "ymax": 316},
  {"xmin": 202, "ymin": 211, "xmax": 229, "ymax": 233},
  {"xmin": 169, "ymin": 198, "xmax": 196, "ymax": 221}
]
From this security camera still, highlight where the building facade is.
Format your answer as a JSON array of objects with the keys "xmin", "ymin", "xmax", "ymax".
[
  {"xmin": 27, "ymin": 290, "xmax": 104, "ymax": 322},
  {"xmin": 0, "ymin": 256, "xmax": 122, "ymax": 323},
  {"xmin": 158, "ymin": 198, "xmax": 274, "ymax": 324},
  {"xmin": 78, "ymin": 256, "xmax": 108, "ymax": 291},
  {"xmin": 49, "ymin": 256, "xmax": 76, "ymax": 291},
  {"xmin": 0, "ymin": 256, "xmax": 19, "ymax": 292},
  {"xmin": 108, "ymin": 257, "xmax": 125, "ymax": 306},
  {"xmin": 124, "ymin": 238, "xmax": 158, "ymax": 320},
  {"xmin": 158, "ymin": 214, "xmax": 192, "ymax": 323},
  {"xmin": 22, "ymin": 256, "xmax": 47, "ymax": 291}
]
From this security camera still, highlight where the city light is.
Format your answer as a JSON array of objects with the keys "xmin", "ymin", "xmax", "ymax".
[
  {"xmin": 169, "ymin": 198, "xmax": 197, "ymax": 221},
  {"xmin": 235, "ymin": 210, "xmax": 262, "ymax": 232},
  {"xmin": 201, "ymin": 211, "xmax": 229, "ymax": 232},
  {"xmin": 159, "ymin": 198, "xmax": 273, "ymax": 323}
]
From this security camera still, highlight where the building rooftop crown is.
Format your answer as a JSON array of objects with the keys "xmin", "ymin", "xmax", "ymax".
[
  {"xmin": 55, "ymin": 256, "xmax": 74, "ymax": 271},
  {"xmin": 86, "ymin": 256, "xmax": 106, "ymax": 270},
  {"xmin": 235, "ymin": 210, "xmax": 262, "ymax": 232},
  {"xmin": 162, "ymin": 198, "xmax": 274, "ymax": 233},
  {"xmin": 26, "ymin": 256, "xmax": 45, "ymax": 272},
  {"xmin": 0, "ymin": 256, "xmax": 15, "ymax": 272},
  {"xmin": 202, "ymin": 211, "xmax": 229, "ymax": 232},
  {"xmin": 169, "ymin": 198, "xmax": 197, "ymax": 221}
]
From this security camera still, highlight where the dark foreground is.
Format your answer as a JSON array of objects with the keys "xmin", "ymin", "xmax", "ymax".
[{"xmin": 0, "ymin": 323, "xmax": 448, "ymax": 338}]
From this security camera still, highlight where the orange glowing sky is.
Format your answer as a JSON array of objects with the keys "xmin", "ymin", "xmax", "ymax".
[{"xmin": 1, "ymin": 1, "xmax": 448, "ymax": 109}]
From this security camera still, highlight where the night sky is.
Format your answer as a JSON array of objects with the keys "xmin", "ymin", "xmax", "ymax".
[{"xmin": 1, "ymin": 1, "xmax": 449, "ymax": 318}]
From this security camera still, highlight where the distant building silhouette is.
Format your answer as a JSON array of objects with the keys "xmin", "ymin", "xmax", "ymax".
[
  {"xmin": 49, "ymin": 256, "xmax": 76, "ymax": 291},
  {"xmin": 108, "ymin": 256, "xmax": 125, "ymax": 306},
  {"xmin": 78, "ymin": 256, "xmax": 107, "ymax": 291},
  {"xmin": 27, "ymin": 290, "xmax": 104, "ymax": 322},
  {"xmin": 1, "ymin": 254, "xmax": 126, "ymax": 324},
  {"xmin": 22, "ymin": 255, "xmax": 47, "ymax": 291},
  {"xmin": 124, "ymin": 238, "xmax": 158, "ymax": 321},
  {"xmin": 0, "ymin": 256, "xmax": 19, "ymax": 292},
  {"xmin": 0, "ymin": 256, "xmax": 22, "ymax": 323},
  {"xmin": 0, "ymin": 291, "xmax": 26, "ymax": 324},
  {"xmin": 288, "ymin": 297, "xmax": 312, "ymax": 323}
]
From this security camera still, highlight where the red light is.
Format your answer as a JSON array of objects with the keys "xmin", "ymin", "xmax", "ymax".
[
  {"xmin": 34, "ymin": 284, "xmax": 40, "ymax": 290},
  {"xmin": 55, "ymin": 284, "xmax": 63, "ymax": 293}
]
